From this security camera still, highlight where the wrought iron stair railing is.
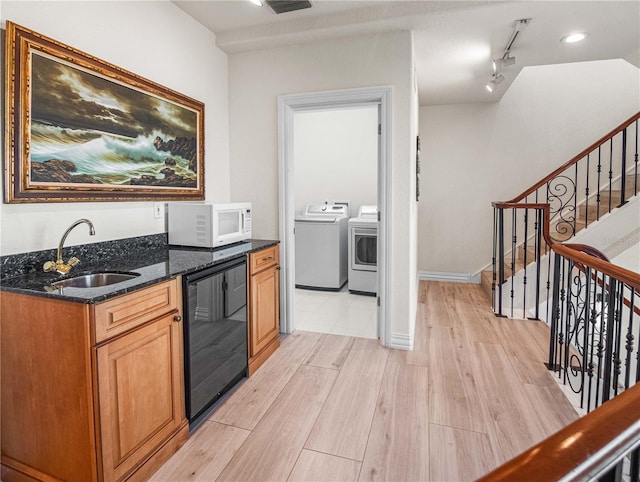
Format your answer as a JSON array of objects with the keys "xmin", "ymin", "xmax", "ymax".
[
  {"xmin": 491, "ymin": 112, "xmax": 640, "ymax": 320},
  {"xmin": 547, "ymin": 242, "xmax": 640, "ymax": 413},
  {"xmin": 480, "ymin": 221, "xmax": 640, "ymax": 481}
]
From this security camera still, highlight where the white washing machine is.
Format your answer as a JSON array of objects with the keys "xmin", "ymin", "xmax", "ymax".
[
  {"xmin": 295, "ymin": 203, "xmax": 349, "ymax": 290},
  {"xmin": 348, "ymin": 205, "xmax": 378, "ymax": 295}
]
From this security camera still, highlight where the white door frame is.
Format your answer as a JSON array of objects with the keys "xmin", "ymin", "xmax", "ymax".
[{"xmin": 277, "ymin": 86, "xmax": 392, "ymax": 346}]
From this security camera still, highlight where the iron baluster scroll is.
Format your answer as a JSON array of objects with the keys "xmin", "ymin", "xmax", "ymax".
[
  {"xmin": 546, "ymin": 175, "xmax": 577, "ymax": 242},
  {"xmin": 548, "ymin": 244, "xmax": 640, "ymax": 413}
]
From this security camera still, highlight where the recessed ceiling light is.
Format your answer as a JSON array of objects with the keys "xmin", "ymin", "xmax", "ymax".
[{"xmin": 562, "ymin": 32, "xmax": 588, "ymax": 43}]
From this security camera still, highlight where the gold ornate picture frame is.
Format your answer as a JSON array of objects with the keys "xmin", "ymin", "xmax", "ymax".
[{"xmin": 4, "ymin": 21, "xmax": 205, "ymax": 203}]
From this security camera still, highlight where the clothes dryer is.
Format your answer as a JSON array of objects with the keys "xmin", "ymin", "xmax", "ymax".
[{"xmin": 348, "ymin": 205, "xmax": 378, "ymax": 295}]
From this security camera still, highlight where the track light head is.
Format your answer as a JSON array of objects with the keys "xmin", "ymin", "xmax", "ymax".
[
  {"xmin": 485, "ymin": 74, "xmax": 505, "ymax": 93},
  {"xmin": 493, "ymin": 56, "xmax": 516, "ymax": 73}
]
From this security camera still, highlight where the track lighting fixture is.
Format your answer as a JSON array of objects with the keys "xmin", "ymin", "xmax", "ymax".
[
  {"xmin": 485, "ymin": 74, "xmax": 504, "ymax": 93},
  {"xmin": 492, "ymin": 56, "xmax": 516, "ymax": 74},
  {"xmin": 486, "ymin": 18, "xmax": 530, "ymax": 93}
]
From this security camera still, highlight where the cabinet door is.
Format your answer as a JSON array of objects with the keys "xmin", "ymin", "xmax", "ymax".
[
  {"xmin": 96, "ymin": 312, "xmax": 184, "ymax": 481},
  {"xmin": 249, "ymin": 266, "xmax": 280, "ymax": 358}
]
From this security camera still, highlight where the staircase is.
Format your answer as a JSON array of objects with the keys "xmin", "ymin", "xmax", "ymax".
[
  {"xmin": 479, "ymin": 114, "xmax": 640, "ymax": 482},
  {"xmin": 486, "ymin": 112, "xmax": 640, "ymax": 319}
]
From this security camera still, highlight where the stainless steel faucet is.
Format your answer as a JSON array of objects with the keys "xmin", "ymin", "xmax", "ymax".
[{"xmin": 43, "ymin": 218, "xmax": 96, "ymax": 274}]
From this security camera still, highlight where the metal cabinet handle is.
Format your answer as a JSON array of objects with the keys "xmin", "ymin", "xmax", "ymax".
[
  {"xmin": 173, "ymin": 315, "xmax": 182, "ymax": 322},
  {"xmin": 262, "ymin": 256, "xmax": 274, "ymax": 262}
]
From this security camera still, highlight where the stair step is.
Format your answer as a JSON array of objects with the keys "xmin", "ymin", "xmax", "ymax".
[
  {"xmin": 491, "ymin": 258, "xmax": 525, "ymax": 285},
  {"xmin": 517, "ymin": 242, "xmax": 550, "ymax": 263},
  {"xmin": 575, "ymin": 182, "xmax": 640, "ymax": 219},
  {"xmin": 480, "ymin": 270, "xmax": 492, "ymax": 299},
  {"xmin": 550, "ymin": 218, "xmax": 587, "ymax": 241},
  {"xmin": 624, "ymin": 173, "xmax": 640, "ymax": 193},
  {"xmin": 579, "ymin": 201, "xmax": 617, "ymax": 220}
]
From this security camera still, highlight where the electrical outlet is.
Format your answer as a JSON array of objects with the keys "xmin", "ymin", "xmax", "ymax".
[{"xmin": 153, "ymin": 202, "xmax": 164, "ymax": 219}]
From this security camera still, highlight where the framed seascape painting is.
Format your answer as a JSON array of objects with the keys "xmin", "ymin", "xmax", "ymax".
[{"xmin": 4, "ymin": 21, "xmax": 205, "ymax": 203}]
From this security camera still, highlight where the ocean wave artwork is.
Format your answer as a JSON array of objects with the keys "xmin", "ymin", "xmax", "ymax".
[{"xmin": 29, "ymin": 51, "xmax": 200, "ymax": 189}]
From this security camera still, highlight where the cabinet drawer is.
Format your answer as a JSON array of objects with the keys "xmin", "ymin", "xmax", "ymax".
[
  {"xmin": 93, "ymin": 279, "xmax": 178, "ymax": 344},
  {"xmin": 249, "ymin": 245, "xmax": 279, "ymax": 274}
]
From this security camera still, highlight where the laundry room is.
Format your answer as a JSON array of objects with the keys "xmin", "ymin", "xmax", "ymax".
[{"xmin": 292, "ymin": 104, "xmax": 379, "ymax": 339}]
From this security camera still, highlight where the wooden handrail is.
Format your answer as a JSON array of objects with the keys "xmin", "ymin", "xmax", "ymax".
[
  {"xmin": 566, "ymin": 245, "xmax": 640, "ymax": 315},
  {"xmin": 491, "ymin": 202, "xmax": 555, "ymax": 248},
  {"xmin": 503, "ymin": 111, "xmax": 640, "ymax": 204},
  {"xmin": 562, "ymin": 243, "xmax": 610, "ymax": 262},
  {"xmin": 553, "ymin": 243, "xmax": 640, "ymax": 292},
  {"xmin": 477, "ymin": 382, "xmax": 640, "ymax": 482}
]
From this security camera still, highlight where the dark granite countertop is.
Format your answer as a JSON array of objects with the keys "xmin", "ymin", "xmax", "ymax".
[{"xmin": 0, "ymin": 236, "xmax": 279, "ymax": 304}]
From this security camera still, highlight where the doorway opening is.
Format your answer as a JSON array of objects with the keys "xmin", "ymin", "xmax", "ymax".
[
  {"xmin": 293, "ymin": 105, "xmax": 378, "ymax": 339},
  {"xmin": 277, "ymin": 87, "xmax": 392, "ymax": 346}
]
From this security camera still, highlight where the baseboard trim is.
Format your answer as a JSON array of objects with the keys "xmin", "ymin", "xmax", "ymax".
[
  {"xmin": 418, "ymin": 271, "xmax": 481, "ymax": 284},
  {"xmin": 389, "ymin": 332, "xmax": 413, "ymax": 351}
]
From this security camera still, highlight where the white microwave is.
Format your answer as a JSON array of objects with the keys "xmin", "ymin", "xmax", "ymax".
[{"xmin": 167, "ymin": 202, "xmax": 252, "ymax": 248}]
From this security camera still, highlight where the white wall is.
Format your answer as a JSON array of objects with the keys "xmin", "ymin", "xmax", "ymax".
[
  {"xmin": 293, "ymin": 106, "xmax": 378, "ymax": 217},
  {"xmin": 0, "ymin": 1, "xmax": 230, "ymax": 255},
  {"xmin": 613, "ymin": 242, "xmax": 640, "ymax": 273},
  {"xmin": 228, "ymin": 31, "xmax": 417, "ymax": 343},
  {"xmin": 419, "ymin": 59, "xmax": 640, "ymax": 277}
]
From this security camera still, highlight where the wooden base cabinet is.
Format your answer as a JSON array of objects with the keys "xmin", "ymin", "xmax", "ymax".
[
  {"xmin": 96, "ymin": 310, "xmax": 186, "ymax": 481},
  {"xmin": 248, "ymin": 245, "xmax": 281, "ymax": 375},
  {"xmin": 1, "ymin": 279, "xmax": 188, "ymax": 482}
]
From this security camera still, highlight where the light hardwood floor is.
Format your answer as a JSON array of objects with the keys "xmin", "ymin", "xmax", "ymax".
[{"xmin": 151, "ymin": 281, "xmax": 578, "ymax": 482}]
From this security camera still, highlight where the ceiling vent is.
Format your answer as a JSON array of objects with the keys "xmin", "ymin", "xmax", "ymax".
[{"xmin": 266, "ymin": 0, "xmax": 312, "ymax": 14}]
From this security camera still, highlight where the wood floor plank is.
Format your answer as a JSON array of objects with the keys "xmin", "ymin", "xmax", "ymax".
[
  {"xmin": 449, "ymin": 283, "xmax": 500, "ymax": 343},
  {"xmin": 524, "ymin": 319, "xmax": 555, "ymax": 357},
  {"xmin": 210, "ymin": 331, "xmax": 323, "ymax": 430},
  {"xmin": 428, "ymin": 324, "xmax": 487, "ymax": 434},
  {"xmin": 496, "ymin": 318, "xmax": 557, "ymax": 387},
  {"xmin": 149, "ymin": 421, "xmax": 249, "ymax": 481},
  {"xmin": 305, "ymin": 338, "xmax": 389, "ymax": 461},
  {"xmin": 523, "ymin": 383, "xmax": 578, "ymax": 433},
  {"xmin": 423, "ymin": 283, "xmax": 456, "ymax": 328},
  {"xmin": 359, "ymin": 350, "xmax": 429, "ymax": 482},
  {"xmin": 303, "ymin": 333, "xmax": 356, "ymax": 370},
  {"xmin": 495, "ymin": 318, "xmax": 550, "ymax": 362},
  {"xmin": 473, "ymin": 341, "xmax": 568, "ymax": 463},
  {"xmin": 217, "ymin": 365, "xmax": 337, "ymax": 482},
  {"xmin": 287, "ymin": 450, "xmax": 361, "ymax": 482},
  {"xmin": 429, "ymin": 424, "xmax": 497, "ymax": 482}
]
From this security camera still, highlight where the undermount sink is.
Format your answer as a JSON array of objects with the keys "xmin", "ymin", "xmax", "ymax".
[{"xmin": 51, "ymin": 272, "xmax": 141, "ymax": 289}]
